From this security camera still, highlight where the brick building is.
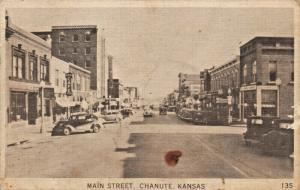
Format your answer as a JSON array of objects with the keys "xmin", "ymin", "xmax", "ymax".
[
  {"xmin": 239, "ymin": 37, "xmax": 294, "ymax": 121},
  {"xmin": 209, "ymin": 56, "xmax": 240, "ymax": 123},
  {"xmin": 34, "ymin": 25, "xmax": 106, "ymax": 99},
  {"xmin": 5, "ymin": 16, "xmax": 54, "ymax": 127}
]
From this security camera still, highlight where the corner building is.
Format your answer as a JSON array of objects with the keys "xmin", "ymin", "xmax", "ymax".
[{"xmin": 239, "ymin": 37, "xmax": 294, "ymax": 121}]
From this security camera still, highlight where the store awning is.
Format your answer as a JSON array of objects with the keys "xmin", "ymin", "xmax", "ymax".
[{"xmin": 56, "ymin": 98, "xmax": 80, "ymax": 108}]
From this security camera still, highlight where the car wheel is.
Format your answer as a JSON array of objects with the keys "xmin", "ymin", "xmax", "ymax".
[
  {"xmin": 63, "ymin": 127, "xmax": 71, "ymax": 136},
  {"xmin": 93, "ymin": 125, "xmax": 100, "ymax": 133}
]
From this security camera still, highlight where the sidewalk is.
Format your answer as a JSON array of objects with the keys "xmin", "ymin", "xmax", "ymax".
[{"xmin": 6, "ymin": 124, "xmax": 54, "ymax": 147}]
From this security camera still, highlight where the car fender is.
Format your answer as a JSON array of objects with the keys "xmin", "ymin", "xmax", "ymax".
[{"xmin": 91, "ymin": 121, "xmax": 102, "ymax": 129}]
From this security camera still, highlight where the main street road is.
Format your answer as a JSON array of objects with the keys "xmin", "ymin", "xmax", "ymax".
[{"xmin": 6, "ymin": 112, "xmax": 293, "ymax": 178}]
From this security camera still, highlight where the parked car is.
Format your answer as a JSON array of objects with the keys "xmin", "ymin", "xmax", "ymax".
[
  {"xmin": 143, "ymin": 108, "xmax": 153, "ymax": 117},
  {"xmin": 120, "ymin": 108, "xmax": 134, "ymax": 118},
  {"xmin": 260, "ymin": 118, "xmax": 294, "ymax": 156},
  {"xmin": 167, "ymin": 106, "xmax": 176, "ymax": 112},
  {"xmin": 99, "ymin": 110, "xmax": 123, "ymax": 123},
  {"xmin": 177, "ymin": 108, "xmax": 193, "ymax": 121},
  {"xmin": 159, "ymin": 106, "xmax": 167, "ymax": 115},
  {"xmin": 192, "ymin": 110, "xmax": 219, "ymax": 125},
  {"xmin": 244, "ymin": 116, "xmax": 278, "ymax": 146},
  {"xmin": 51, "ymin": 112, "xmax": 103, "ymax": 136}
]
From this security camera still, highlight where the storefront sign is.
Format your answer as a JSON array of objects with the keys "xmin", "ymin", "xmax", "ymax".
[
  {"xmin": 65, "ymin": 72, "xmax": 73, "ymax": 96},
  {"xmin": 240, "ymin": 85, "xmax": 256, "ymax": 91},
  {"xmin": 216, "ymin": 98, "xmax": 227, "ymax": 104}
]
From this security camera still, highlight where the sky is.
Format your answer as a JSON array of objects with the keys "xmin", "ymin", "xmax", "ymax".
[{"xmin": 8, "ymin": 7, "xmax": 293, "ymax": 102}]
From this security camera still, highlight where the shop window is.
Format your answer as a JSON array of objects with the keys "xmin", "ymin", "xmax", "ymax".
[
  {"xmin": 29, "ymin": 55, "xmax": 38, "ymax": 81},
  {"xmin": 59, "ymin": 32, "xmax": 65, "ymax": 42},
  {"xmin": 12, "ymin": 47, "xmax": 25, "ymax": 79},
  {"xmin": 10, "ymin": 92, "xmax": 26, "ymax": 121},
  {"xmin": 261, "ymin": 90, "xmax": 277, "ymax": 116},
  {"xmin": 85, "ymin": 31, "xmax": 91, "ymax": 41},
  {"xmin": 73, "ymin": 34, "xmax": 79, "ymax": 42},
  {"xmin": 269, "ymin": 61, "xmax": 277, "ymax": 82},
  {"xmin": 40, "ymin": 58, "xmax": 49, "ymax": 82},
  {"xmin": 44, "ymin": 99, "xmax": 51, "ymax": 116}
]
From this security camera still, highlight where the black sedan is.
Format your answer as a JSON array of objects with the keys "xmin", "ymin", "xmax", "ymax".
[{"xmin": 52, "ymin": 112, "xmax": 104, "ymax": 136}]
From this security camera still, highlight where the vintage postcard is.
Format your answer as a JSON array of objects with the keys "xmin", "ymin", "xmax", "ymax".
[{"xmin": 0, "ymin": 0, "xmax": 299, "ymax": 190}]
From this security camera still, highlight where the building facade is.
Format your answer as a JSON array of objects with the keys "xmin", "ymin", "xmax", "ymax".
[
  {"xmin": 6, "ymin": 17, "xmax": 54, "ymax": 127},
  {"xmin": 41, "ymin": 25, "xmax": 106, "ymax": 99},
  {"xmin": 239, "ymin": 37, "xmax": 294, "ymax": 121},
  {"xmin": 209, "ymin": 56, "xmax": 240, "ymax": 123},
  {"xmin": 178, "ymin": 73, "xmax": 201, "ymax": 98}
]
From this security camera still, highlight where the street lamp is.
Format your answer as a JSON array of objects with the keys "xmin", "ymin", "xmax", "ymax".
[{"xmin": 40, "ymin": 80, "xmax": 46, "ymax": 134}]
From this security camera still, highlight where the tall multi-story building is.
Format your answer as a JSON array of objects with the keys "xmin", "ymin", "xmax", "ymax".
[
  {"xmin": 239, "ymin": 37, "xmax": 294, "ymax": 121},
  {"xmin": 34, "ymin": 25, "xmax": 106, "ymax": 99},
  {"xmin": 178, "ymin": 73, "xmax": 201, "ymax": 98}
]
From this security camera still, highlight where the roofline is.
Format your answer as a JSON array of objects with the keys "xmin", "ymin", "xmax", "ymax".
[
  {"xmin": 240, "ymin": 36, "xmax": 294, "ymax": 49},
  {"xmin": 68, "ymin": 62, "xmax": 91, "ymax": 74},
  {"xmin": 209, "ymin": 56, "xmax": 240, "ymax": 74},
  {"xmin": 52, "ymin": 25, "xmax": 97, "ymax": 30}
]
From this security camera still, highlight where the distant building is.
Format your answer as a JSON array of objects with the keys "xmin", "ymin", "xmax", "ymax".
[
  {"xmin": 178, "ymin": 73, "xmax": 201, "ymax": 98},
  {"xmin": 239, "ymin": 37, "xmax": 294, "ymax": 121},
  {"xmin": 5, "ymin": 16, "xmax": 54, "ymax": 127}
]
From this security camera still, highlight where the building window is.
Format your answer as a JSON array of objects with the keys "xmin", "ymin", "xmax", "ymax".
[
  {"xmin": 85, "ymin": 60, "xmax": 91, "ymax": 68},
  {"xmin": 85, "ymin": 31, "xmax": 91, "ymax": 41},
  {"xmin": 44, "ymin": 99, "xmax": 51, "ymax": 116},
  {"xmin": 252, "ymin": 61, "xmax": 257, "ymax": 82},
  {"xmin": 59, "ymin": 32, "xmax": 65, "ymax": 42},
  {"xmin": 12, "ymin": 47, "xmax": 25, "ymax": 79},
  {"xmin": 63, "ymin": 72, "xmax": 66, "ymax": 87},
  {"xmin": 29, "ymin": 55, "xmax": 38, "ymax": 81},
  {"xmin": 269, "ymin": 61, "xmax": 277, "ymax": 82},
  {"xmin": 10, "ymin": 92, "xmax": 26, "ymax": 121},
  {"xmin": 40, "ymin": 58, "xmax": 49, "ymax": 82},
  {"xmin": 73, "ymin": 34, "xmax": 79, "ymax": 42},
  {"xmin": 72, "ymin": 47, "xmax": 78, "ymax": 54},
  {"xmin": 85, "ymin": 47, "xmax": 91, "ymax": 55},
  {"xmin": 243, "ymin": 64, "xmax": 247, "ymax": 84},
  {"xmin": 59, "ymin": 47, "xmax": 65, "ymax": 56},
  {"xmin": 55, "ymin": 69, "xmax": 59, "ymax": 86}
]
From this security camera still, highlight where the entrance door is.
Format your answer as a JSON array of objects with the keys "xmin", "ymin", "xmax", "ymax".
[{"xmin": 28, "ymin": 92, "xmax": 38, "ymax": 125}]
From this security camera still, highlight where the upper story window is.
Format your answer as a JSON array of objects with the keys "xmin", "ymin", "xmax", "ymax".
[
  {"xmin": 59, "ymin": 32, "xmax": 65, "ymax": 42},
  {"xmin": 243, "ymin": 64, "xmax": 247, "ymax": 83},
  {"xmin": 12, "ymin": 46, "xmax": 25, "ymax": 79},
  {"xmin": 59, "ymin": 47, "xmax": 65, "ymax": 56},
  {"xmin": 252, "ymin": 61, "xmax": 257, "ymax": 82},
  {"xmin": 85, "ymin": 31, "xmax": 91, "ymax": 41},
  {"xmin": 29, "ymin": 53, "xmax": 38, "ymax": 81},
  {"xmin": 85, "ymin": 59, "xmax": 91, "ymax": 68},
  {"xmin": 73, "ymin": 34, "xmax": 79, "ymax": 42},
  {"xmin": 40, "ymin": 57, "xmax": 49, "ymax": 82},
  {"xmin": 72, "ymin": 47, "xmax": 78, "ymax": 54},
  {"xmin": 85, "ymin": 47, "xmax": 91, "ymax": 55},
  {"xmin": 269, "ymin": 61, "xmax": 277, "ymax": 82},
  {"xmin": 55, "ymin": 69, "xmax": 59, "ymax": 86}
]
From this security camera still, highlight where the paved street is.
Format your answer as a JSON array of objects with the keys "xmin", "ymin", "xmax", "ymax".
[{"xmin": 6, "ymin": 111, "xmax": 293, "ymax": 178}]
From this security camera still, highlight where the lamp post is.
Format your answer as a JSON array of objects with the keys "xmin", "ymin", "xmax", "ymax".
[{"xmin": 40, "ymin": 80, "xmax": 46, "ymax": 134}]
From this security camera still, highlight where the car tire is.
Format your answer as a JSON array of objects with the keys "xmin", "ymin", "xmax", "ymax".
[
  {"xmin": 93, "ymin": 125, "xmax": 100, "ymax": 133},
  {"xmin": 63, "ymin": 127, "xmax": 71, "ymax": 136}
]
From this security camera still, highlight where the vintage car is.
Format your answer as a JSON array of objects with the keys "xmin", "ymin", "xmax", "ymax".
[
  {"xmin": 177, "ymin": 108, "xmax": 193, "ymax": 121},
  {"xmin": 192, "ymin": 110, "xmax": 219, "ymax": 125},
  {"xmin": 167, "ymin": 106, "xmax": 176, "ymax": 112},
  {"xmin": 244, "ymin": 116, "xmax": 278, "ymax": 145},
  {"xmin": 120, "ymin": 108, "xmax": 134, "ymax": 119},
  {"xmin": 260, "ymin": 118, "xmax": 294, "ymax": 156},
  {"xmin": 159, "ymin": 106, "xmax": 168, "ymax": 115},
  {"xmin": 143, "ymin": 108, "xmax": 153, "ymax": 117},
  {"xmin": 51, "ymin": 112, "xmax": 104, "ymax": 136},
  {"xmin": 99, "ymin": 110, "xmax": 123, "ymax": 123}
]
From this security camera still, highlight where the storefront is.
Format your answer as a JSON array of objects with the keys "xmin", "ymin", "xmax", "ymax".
[{"xmin": 240, "ymin": 85, "xmax": 278, "ymax": 122}]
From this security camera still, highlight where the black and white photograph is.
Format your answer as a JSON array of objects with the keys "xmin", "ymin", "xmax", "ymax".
[{"xmin": 0, "ymin": 0, "xmax": 299, "ymax": 190}]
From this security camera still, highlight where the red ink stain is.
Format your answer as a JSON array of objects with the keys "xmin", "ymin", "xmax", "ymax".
[{"xmin": 165, "ymin": 150, "xmax": 182, "ymax": 166}]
